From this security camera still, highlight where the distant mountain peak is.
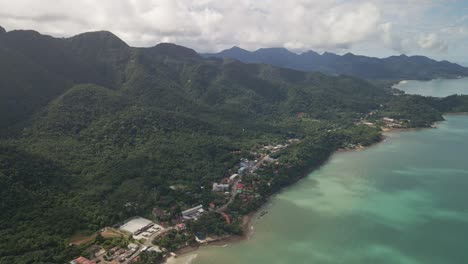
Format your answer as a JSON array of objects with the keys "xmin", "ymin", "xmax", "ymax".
[
  {"xmin": 69, "ymin": 30, "xmax": 129, "ymax": 49},
  {"xmin": 151, "ymin": 42, "xmax": 200, "ymax": 59},
  {"xmin": 301, "ymin": 50, "xmax": 320, "ymax": 56},
  {"xmin": 256, "ymin": 47, "xmax": 294, "ymax": 55},
  {"xmin": 0, "ymin": 25, "xmax": 5, "ymax": 34},
  {"xmin": 229, "ymin": 46, "xmax": 247, "ymax": 51},
  {"xmin": 322, "ymin": 51, "xmax": 339, "ymax": 57},
  {"xmin": 209, "ymin": 46, "xmax": 252, "ymax": 58}
]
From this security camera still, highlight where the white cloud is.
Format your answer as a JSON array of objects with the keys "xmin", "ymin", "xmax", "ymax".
[
  {"xmin": 0, "ymin": 0, "xmax": 386, "ymax": 52},
  {"xmin": 0, "ymin": 0, "xmax": 462, "ymax": 57},
  {"xmin": 417, "ymin": 33, "xmax": 448, "ymax": 53},
  {"xmin": 379, "ymin": 22, "xmax": 405, "ymax": 53}
]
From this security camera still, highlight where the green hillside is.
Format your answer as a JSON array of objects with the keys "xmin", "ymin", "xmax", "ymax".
[{"xmin": 0, "ymin": 27, "xmax": 466, "ymax": 263}]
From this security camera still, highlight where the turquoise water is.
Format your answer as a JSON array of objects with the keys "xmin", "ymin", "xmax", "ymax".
[
  {"xmin": 171, "ymin": 80, "xmax": 468, "ymax": 264},
  {"xmin": 394, "ymin": 78, "xmax": 468, "ymax": 97}
]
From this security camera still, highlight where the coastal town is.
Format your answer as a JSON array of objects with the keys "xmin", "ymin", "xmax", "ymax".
[{"xmin": 68, "ymin": 139, "xmax": 299, "ymax": 264}]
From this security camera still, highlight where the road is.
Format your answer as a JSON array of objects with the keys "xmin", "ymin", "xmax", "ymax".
[
  {"xmin": 124, "ymin": 227, "xmax": 174, "ymax": 264},
  {"xmin": 217, "ymin": 177, "xmax": 241, "ymax": 212},
  {"xmin": 217, "ymin": 155, "xmax": 271, "ymax": 212},
  {"xmin": 125, "ymin": 154, "xmax": 276, "ymax": 262}
]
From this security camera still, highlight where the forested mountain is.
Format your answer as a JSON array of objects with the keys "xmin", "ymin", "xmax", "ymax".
[
  {"xmin": 203, "ymin": 47, "xmax": 468, "ymax": 80},
  {"xmin": 1, "ymin": 26, "xmax": 467, "ymax": 263}
]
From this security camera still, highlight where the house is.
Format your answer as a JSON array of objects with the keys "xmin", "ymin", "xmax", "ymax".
[
  {"xmin": 212, "ymin": 183, "xmax": 230, "ymax": 192},
  {"xmin": 240, "ymin": 159, "xmax": 255, "ymax": 169},
  {"xmin": 238, "ymin": 167, "xmax": 248, "ymax": 175},
  {"xmin": 229, "ymin": 174, "xmax": 239, "ymax": 182},
  {"xmin": 182, "ymin": 205, "xmax": 205, "ymax": 220},
  {"xmin": 148, "ymin": 246, "xmax": 163, "ymax": 253},
  {"xmin": 128, "ymin": 243, "xmax": 139, "ymax": 250},
  {"xmin": 70, "ymin": 256, "xmax": 96, "ymax": 264}
]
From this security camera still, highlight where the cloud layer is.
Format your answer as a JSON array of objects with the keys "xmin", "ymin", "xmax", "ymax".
[{"xmin": 0, "ymin": 0, "xmax": 465, "ymax": 56}]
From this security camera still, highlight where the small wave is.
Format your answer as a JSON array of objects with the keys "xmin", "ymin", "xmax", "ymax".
[
  {"xmin": 210, "ymin": 244, "xmax": 229, "ymax": 248},
  {"xmin": 165, "ymin": 253, "xmax": 198, "ymax": 264},
  {"xmin": 184, "ymin": 254, "xmax": 199, "ymax": 264}
]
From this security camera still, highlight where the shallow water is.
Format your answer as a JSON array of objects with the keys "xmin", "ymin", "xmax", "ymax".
[
  {"xmin": 172, "ymin": 79, "xmax": 468, "ymax": 264},
  {"xmin": 394, "ymin": 77, "xmax": 468, "ymax": 97}
]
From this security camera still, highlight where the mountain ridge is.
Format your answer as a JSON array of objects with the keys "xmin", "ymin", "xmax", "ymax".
[{"xmin": 203, "ymin": 46, "xmax": 468, "ymax": 80}]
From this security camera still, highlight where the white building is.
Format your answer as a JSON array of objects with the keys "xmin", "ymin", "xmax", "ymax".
[
  {"xmin": 212, "ymin": 183, "xmax": 230, "ymax": 192},
  {"xmin": 119, "ymin": 217, "xmax": 163, "ymax": 240},
  {"xmin": 182, "ymin": 205, "xmax": 205, "ymax": 220}
]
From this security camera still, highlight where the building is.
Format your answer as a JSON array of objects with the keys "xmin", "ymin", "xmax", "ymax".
[
  {"xmin": 70, "ymin": 256, "xmax": 96, "ymax": 264},
  {"xmin": 148, "ymin": 246, "xmax": 163, "ymax": 253},
  {"xmin": 128, "ymin": 243, "xmax": 139, "ymax": 250},
  {"xmin": 229, "ymin": 174, "xmax": 239, "ymax": 183},
  {"xmin": 182, "ymin": 205, "xmax": 205, "ymax": 220},
  {"xmin": 120, "ymin": 217, "xmax": 163, "ymax": 240},
  {"xmin": 238, "ymin": 166, "xmax": 248, "ymax": 175},
  {"xmin": 212, "ymin": 183, "xmax": 230, "ymax": 192}
]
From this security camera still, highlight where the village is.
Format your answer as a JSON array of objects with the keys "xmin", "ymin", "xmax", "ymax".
[
  {"xmin": 360, "ymin": 106, "xmax": 409, "ymax": 130},
  {"xmin": 69, "ymin": 139, "xmax": 299, "ymax": 264}
]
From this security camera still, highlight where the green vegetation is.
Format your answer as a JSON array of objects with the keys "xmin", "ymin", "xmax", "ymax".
[
  {"xmin": 97, "ymin": 235, "xmax": 130, "ymax": 251},
  {"xmin": 135, "ymin": 251, "xmax": 164, "ymax": 264},
  {"xmin": 188, "ymin": 212, "xmax": 242, "ymax": 236},
  {"xmin": 1, "ymin": 27, "xmax": 467, "ymax": 263},
  {"xmin": 152, "ymin": 230, "xmax": 193, "ymax": 252}
]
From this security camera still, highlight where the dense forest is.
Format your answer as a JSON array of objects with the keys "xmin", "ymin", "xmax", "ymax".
[{"xmin": 1, "ymin": 27, "xmax": 468, "ymax": 263}]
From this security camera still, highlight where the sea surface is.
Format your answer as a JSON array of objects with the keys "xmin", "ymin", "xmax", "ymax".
[
  {"xmin": 394, "ymin": 77, "xmax": 468, "ymax": 97},
  {"xmin": 171, "ymin": 79, "xmax": 468, "ymax": 264}
]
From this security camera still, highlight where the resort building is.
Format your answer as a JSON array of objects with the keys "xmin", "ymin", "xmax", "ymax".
[
  {"xmin": 212, "ymin": 183, "xmax": 230, "ymax": 192},
  {"xmin": 182, "ymin": 205, "xmax": 205, "ymax": 220}
]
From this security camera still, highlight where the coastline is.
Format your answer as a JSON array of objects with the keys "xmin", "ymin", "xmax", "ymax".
[
  {"xmin": 165, "ymin": 213, "xmax": 256, "ymax": 263},
  {"xmin": 164, "ymin": 117, "xmax": 456, "ymax": 263},
  {"xmin": 164, "ymin": 130, "xmax": 393, "ymax": 262},
  {"xmin": 444, "ymin": 112, "xmax": 468, "ymax": 116}
]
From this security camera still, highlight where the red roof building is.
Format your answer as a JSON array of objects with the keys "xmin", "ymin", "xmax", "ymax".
[{"xmin": 71, "ymin": 256, "xmax": 96, "ymax": 264}]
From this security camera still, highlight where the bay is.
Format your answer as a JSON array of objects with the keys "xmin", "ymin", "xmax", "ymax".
[{"xmin": 394, "ymin": 77, "xmax": 468, "ymax": 97}]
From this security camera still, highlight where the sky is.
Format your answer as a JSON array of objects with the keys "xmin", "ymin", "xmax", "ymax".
[{"xmin": 0, "ymin": 0, "xmax": 468, "ymax": 65}]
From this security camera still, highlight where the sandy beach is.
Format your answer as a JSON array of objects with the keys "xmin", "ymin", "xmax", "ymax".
[{"xmin": 165, "ymin": 213, "xmax": 256, "ymax": 263}]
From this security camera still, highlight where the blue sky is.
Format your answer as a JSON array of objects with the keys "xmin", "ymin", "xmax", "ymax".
[{"xmin": 0, "ymin": 0, "xmax": 467, "ymax": 65}]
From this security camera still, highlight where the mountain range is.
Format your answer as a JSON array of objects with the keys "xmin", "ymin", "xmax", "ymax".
[
  {"xmin": 0, "ymin": 27, "xmax": 390, "ymax": 132},
  {"xmin": 203, "ymin": 47, "xmax": 468, "ymax": 80},
  {"xmin": 1, "ymin": 26, "xmax": 468, "ymax": 263}
]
